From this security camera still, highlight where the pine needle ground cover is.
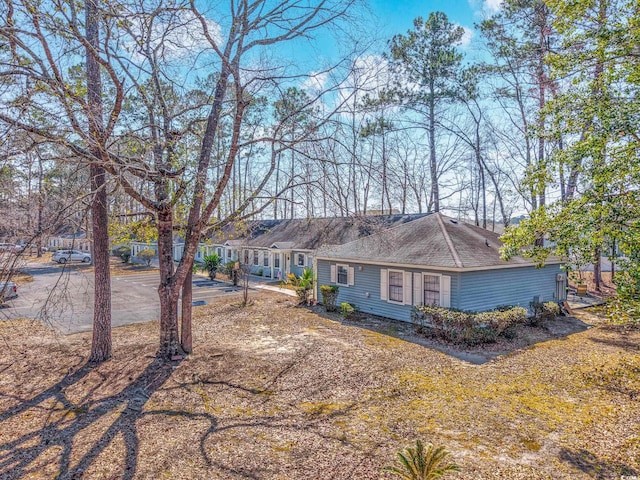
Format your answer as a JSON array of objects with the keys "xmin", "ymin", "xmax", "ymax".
[{"xmin": 0, "ymin": 293, "xmax": 638, "ymax": 479}]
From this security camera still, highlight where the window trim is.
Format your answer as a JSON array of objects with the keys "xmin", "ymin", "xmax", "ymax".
[
  {"xmin": 253, "ymin": 250, "xmax": 259, "ymax": 266},
  {"xmin": 296, "ymin": 253, "xmax": 306, "ymax": 267},
  {"xmin": 336, "ymin": 263, "xmax": 349, "ymax": 286},
  {"xmin": 387, "ymin": 269, "xmax": 405, "ymax": 305},
  {"xmin": 422, "ymin": 272, "xmax": 442, "ymax": 306}
]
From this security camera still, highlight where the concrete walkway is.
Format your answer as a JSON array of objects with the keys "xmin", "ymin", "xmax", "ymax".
[{"xmin": 195, "ymin": 271, "xmax": 298, "ymax": 298}]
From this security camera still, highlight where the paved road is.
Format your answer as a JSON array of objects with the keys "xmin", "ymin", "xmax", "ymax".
[{"xmin": 0, "ymin": 264, "xmax": 243, "ymax": 334}]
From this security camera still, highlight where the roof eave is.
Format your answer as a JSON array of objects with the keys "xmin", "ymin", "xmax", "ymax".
[{"xmin": 314, "ymin": 256, "xmax": 564, "ymax": 272}]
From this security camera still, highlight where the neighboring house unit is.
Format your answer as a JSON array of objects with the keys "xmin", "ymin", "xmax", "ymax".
[
  {"xmin": 315, "ymin": 213, "xmax": 566, "ymax": 323},
  {"xmin": 208, "ymin": 215, "xmax": 429, "ymax": 279},
  {"xmin": 48, "ymin": 229, "xmax": 91, "ymax": 252}
]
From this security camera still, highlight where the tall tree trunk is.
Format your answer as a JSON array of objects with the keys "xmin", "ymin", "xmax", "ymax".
[
  {"xmin": 475, "ymin": 127, "xmax": 487, "ymax": 229},
  {"xmin": 611, "ymin": 239, "xmax": 616, "ymax": 282},
  {"xmin": 536, "ymin": 1, "xmax": 547, "ymax": 208},
  {"xmin": 36, "ymin": 152, "xmax": 44, "ymax": 257},
  {"xmin": 181, "ymin": 268, "xmax": 193, "ymax": 354},
  {"xmin": 290, "ymin": 147, "xmax": 295, "ymax": 219},
  {"xmin": 594, "ymin": 247, "xmax": 602, "ymax": 292},
  {"xmin": 157, "ymin": 209, "xmax": 180, "ymax": 357},
  {"xmin": 86, "ymin": 0, "xmax": 111, "ymax": 363},
  {"xmin": 428, "ymin": 86, "xmax": 439, "ymax": 212}
]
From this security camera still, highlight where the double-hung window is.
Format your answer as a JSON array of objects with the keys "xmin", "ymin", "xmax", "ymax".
[
  {"xmin": 253, "ymin": 250, "xmax": 259, "ymax": 265},
  {"xmin": 388, "ymin": 270, "xmax": 404, "ymax": 303},
  {"xmin": 337, "ymin": 265, "xmax": 348, "ymax": 286},
  {"xmin": 331, "ymin": 263, "xmax": 354, "ymax": 286},
  {"xmin": 264, "ymin": 253, "xmax": 269, "ymax": 267},
  {"xmin": 297, "ymin": 253, "xmax": 305, "ymax": 267},
  {"xmin": 423, "ymin": 274, "xmax": 440, "ymax": 306},
  {"xmin": 274, "ymin": 254, "xmax": 280, "ymax": 268}
]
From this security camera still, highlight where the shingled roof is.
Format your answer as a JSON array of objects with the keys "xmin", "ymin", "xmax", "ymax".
[
  {"xmin": 316, "ymin": 213, "xmax": 559, "ymax": 270},
  {"xmin": 212, "ymin": 214, "xmax": 429, "ymax": 250}
]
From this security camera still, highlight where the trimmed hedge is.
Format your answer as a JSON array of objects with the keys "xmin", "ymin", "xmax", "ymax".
[
  {"xmin": 411, "ymin": 305, "xmax": 528, "ymax": 345},
  {"xmin": 320, "ymin": 285, "xmax": 339, "ymax": 312}
]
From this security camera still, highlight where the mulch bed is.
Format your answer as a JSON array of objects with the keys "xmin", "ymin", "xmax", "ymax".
[{"xmin": 0, "ymin": 292, "xmax": 638, "ymax": 479}]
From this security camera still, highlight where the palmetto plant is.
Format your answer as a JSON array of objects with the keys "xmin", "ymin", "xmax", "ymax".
[
  {"xmin": 384, "ymin": 440, "xmax": 459, "ymax": 480},
  {"xmin": 202, "ymin": 254, "xmax": 221, "ymax": 280},
  {"xmin": 295, "ymin": 268, "xmax": 315, "ymax": 304}
]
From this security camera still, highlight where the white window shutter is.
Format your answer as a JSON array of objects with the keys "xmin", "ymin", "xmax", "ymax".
[
  {"xmin": 403, "ymin": 271, "xmax": 412, "ymax": 305},
  {"xmin": 440, "ymin": 275, "xmax": 451, "ymax": 308},
  {"xmin": 413, "ymin": 273, "xmax": 422, "ymax": 306},
  {"xmin": 380, "ymin": 269, "xmax": 388, "ymax": 301},
  {"xmin": 348, "ymin": 266, "xmax": 355, "ymax": 286},
  {"xmin": 330, "ymin": 264, "xmax": 336, "ymax": 283}
]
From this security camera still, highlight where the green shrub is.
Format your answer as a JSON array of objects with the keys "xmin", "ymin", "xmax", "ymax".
[
  {"xmin": 223, "ymin": 261, "xmax": 236, "ymax": 277},
  {"xmin": 136, "ymin": 248, "xmax": 156, "ymax": 266},
  {"xmin": 340, "ymin": 302, "xmax": 354, "ymax": 315},
  {"xmin": 412, "ymin": 305, "xmax": 527, "ymax": 345},
  {"xmin": 113, "ymin": 245, "xmax": 131, "ymax": 263},
  {"xmin": 293, "ymin": 268, "xmax": 314, "ymax": 304},
  {"xmin": 202, "ymin": 254, "xmax": 220, "ymax": 280},
  {"xmin": 295, "ymin": 286, "xmax": 312, "ymax": 304},
  {"xmin": 383, "ymin": 439, "xmax": 459, "ymax": 479},
  {"xmin": 529, "ymin": 301, "xmax": 560, "ymax": 326},
  {"xmin": 320, "ymin": 285, "xmax": 339, "ymax": 312},
  {"xmin": 607, "ymin": 267, "xmax": 640, "ymax": 327},
  {"xmin": 340, "ymin": 302, "xmax": 359, "ymax": 319}
]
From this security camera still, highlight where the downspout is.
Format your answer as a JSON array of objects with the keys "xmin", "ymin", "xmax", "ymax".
[{"xmin": 313, "ymin": 255, "xmax": 318, "ymax": 302}]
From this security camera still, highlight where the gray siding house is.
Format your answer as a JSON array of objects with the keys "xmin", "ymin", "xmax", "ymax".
[
  {"xmin": 315, "ymin": 213, "xmax": 566, "ymax": 322},
  {"xmin": 208, "ymin": 214, "xmax": 428, "ymax": 279}
]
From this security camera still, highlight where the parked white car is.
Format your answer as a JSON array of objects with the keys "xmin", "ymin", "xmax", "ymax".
[
  {"xmin": 0, "ymin": 281, "xmax": 18, "ymax": 301},
  {"xmin": 52, "ymin": 249, "xmax": 92, "ymax": 264}
]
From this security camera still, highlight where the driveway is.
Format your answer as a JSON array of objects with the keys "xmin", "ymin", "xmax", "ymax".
[{"xmin": 0, "ymin": 264, "xmax": 244, "ymax": 334}]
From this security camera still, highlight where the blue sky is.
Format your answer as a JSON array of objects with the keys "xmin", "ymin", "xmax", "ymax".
[
  {"xmin": 368, "ymin": 0, "xmax": 480, "ymax": 38},
  {"xmin": 276, "ymin": 0, "xmax": 500, "ymax": 77}
]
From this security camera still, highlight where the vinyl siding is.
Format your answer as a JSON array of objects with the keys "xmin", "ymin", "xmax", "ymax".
[
  {"xmin": 456, "ymin": 264, "xmax": 562, "ymax": 311},
  {"xmin": 290, "ymin": 250, "xmax": 312, "ymax": 277},
  {"xmin": 317, "ymin": 259, "xmax": 561, "ymax": 322},
  {"xmin": 316, "ymin": 260, "xmax": 460, "ymax": 323}
]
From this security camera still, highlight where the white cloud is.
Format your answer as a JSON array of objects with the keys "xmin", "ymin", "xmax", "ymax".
[
  {"xmin": 125, "ymin": 10, "xmax": 222, "ymax": 63},
  {"xmin": 457, "ymin": 25, "xmax": 474, "ymax": 49},
  {"xmin": 484, "ymin": 0, "xmax": 503, "ymax": 13},
  {"xmin": 301, "ymin": 71, "xmax": 329, "ymax": 94},
  {"xmin": 468, "ymin": 0, "xmax": 503, "ymax": 16}
]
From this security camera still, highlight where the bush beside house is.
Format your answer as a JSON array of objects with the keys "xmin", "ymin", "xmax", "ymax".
[
  {"xmin": 136, "ymin": 249, "xmax": 156, "ymax": 267},
  {"xmin": 411, "ymin": 305, "xmax": 529, "ymax": 346},
  {"xmin": 320, "ymin": 285, "xmax": 339, "ymax": 312}
]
